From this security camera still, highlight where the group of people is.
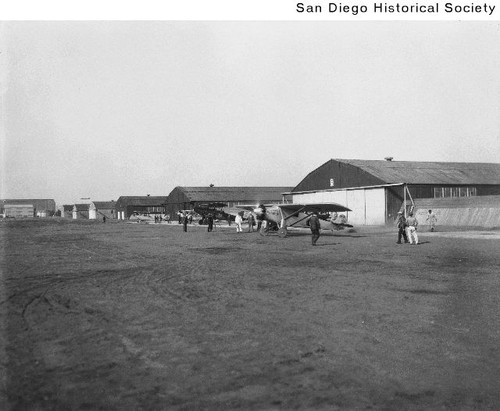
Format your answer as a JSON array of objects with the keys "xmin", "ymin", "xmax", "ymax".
[
  {"xmin": 309, "ymin": 209, "xmax": 438, "ymax": 247},
  {"xmin": 235, "ymin": 211, "xmax": 259, "ymax": 233},
  {"xmin": 395, "ymin": 209, "xmax": 437, "ymax": 245},
  {"xmin": 154, "ymin": 214, "xmax": 171, "ymax": 224}
]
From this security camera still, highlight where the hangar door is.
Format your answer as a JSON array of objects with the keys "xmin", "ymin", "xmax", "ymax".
[
  {"xmin": 291, "ymin": 187, "xmax": 386, "ymax": 225},
  {"xmin": 344, "ymin": 188, "xmax": 385, "ymax": 225},
  {"xmin": 364, "ymin": 188, "xmax": 386, "ymax": 225}
]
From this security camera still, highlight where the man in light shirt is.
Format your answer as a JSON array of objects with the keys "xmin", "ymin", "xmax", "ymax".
[{"xmin": 405, "ymin": 212, "xmax": 419, "ymax": 245}]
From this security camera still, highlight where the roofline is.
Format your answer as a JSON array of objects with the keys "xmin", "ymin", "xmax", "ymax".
[{"xmin": 286, "ymin": 183, "xmax": 406, "ymax": 195}]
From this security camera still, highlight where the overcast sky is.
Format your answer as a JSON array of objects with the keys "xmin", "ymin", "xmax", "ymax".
[{"xmin": 2, "ymin": 21, "xmax": 499, "ymax": 204}]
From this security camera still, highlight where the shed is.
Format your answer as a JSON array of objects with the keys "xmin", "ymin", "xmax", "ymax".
[
  {"xmin": 89, "ymin": 201, "xmax": 116, "ymax": 220},
  {"xmin": 290, "ymin": 159, "xmax": 500, "ymax": 226}
]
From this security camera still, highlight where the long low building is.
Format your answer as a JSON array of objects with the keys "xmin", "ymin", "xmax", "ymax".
[{"xmin": 290, "ymin": 159, "xmax": 500, "ymax": 226}]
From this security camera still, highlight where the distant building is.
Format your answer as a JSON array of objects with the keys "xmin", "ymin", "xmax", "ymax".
[
  {"xmin": 0, "ymin": 199, "xmax": 56, "ymax": 217},
  {"xmin": 89, "ymin": 201, "xmax": 116, "ymax": 220},
  {"xmin": 72, "ymin": 204, "xmax": 90, "ymax": 219},
  {"xmin": 289, "ymin": 159, "xmax": 500, "ymax": 226},
  {"xmin": 164, "ymin": 186, "xmax": 293, "ymax": 218},
  {"xmin": 115, "ymin": 196, "xmax": 168, "ymax": 220},
  {"xmin": 3, "ymin": 204, "xmax": 35, "ymax": 218},
  {"xmin": 59, "ymin": 205, "xmax": 74, "ymax": 218}
]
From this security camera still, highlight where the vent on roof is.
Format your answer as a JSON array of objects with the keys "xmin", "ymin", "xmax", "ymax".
[{"xmin": 384, "ymin": 157, "xmax": 394, "ymax": 161}]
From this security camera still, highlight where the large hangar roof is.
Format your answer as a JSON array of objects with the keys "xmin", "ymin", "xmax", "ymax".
[
  {"xmin": 340, "ymin": 159, "xmax": 500, "ymax": 185},
  {"xmin": 293, "ymin": 159, "xmax": 500, "ymax": 192},
  {"xmin": 169, "ymin": 187, "xmax": 293, "ymax": 203}
]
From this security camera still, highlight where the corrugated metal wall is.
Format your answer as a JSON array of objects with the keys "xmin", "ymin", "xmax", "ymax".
[{"xmin": 415, "ymin": 207, "xmax": 500, "ymax": 228}]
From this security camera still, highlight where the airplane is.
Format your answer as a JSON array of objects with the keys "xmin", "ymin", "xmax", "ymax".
[
  {"xmin": 129, "ymin": 212, "xmax": 157, "ymax": 223},
  {"xmin": 192, "ymin": 202, "xmax": 234, "ymax": 224},
  {"xmin": 176, "ymin": 210, "xmax": 202, "ymax": 224},
  {"xmin": 229, "ymin": 202, "xmax": 352, "ymax": 238}
]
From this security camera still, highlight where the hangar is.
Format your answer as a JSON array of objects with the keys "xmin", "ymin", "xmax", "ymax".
[
  {"xmin": 289, "ymin": 159, "xmax": 500, "ymax": 226},
  {"xmin": 114, "ymin": 196, "xmax": 168, "ymax": 220},
  {"xmin": 165, "ymin": 186, "xmax": 293, "ymax": 219}
]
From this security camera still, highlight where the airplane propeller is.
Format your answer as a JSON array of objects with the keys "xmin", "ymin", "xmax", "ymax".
[{"xmin": 253, "ymin": 204, "xmax": 266, "ymax": 219}]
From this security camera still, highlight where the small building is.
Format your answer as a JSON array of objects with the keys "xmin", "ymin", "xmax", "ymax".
[
  {"xmin": 290, "ymin": 159, "xmax": 500, "ymax": 226},
  {"xmin": 164, "ymin": 186, "xmax": 293, "ymax": 219},
  {"xmin": 89, "ymin": 201, "xmax": 116, "ymax": 220},
  {"xmin": 72, "ymin": 204, "xmax": 90, "ymax": 219},
  {"xmin": 1, "ymin": 199, "xmax": 56, "ymax": 217},
  {"xmin": 59, "ymin": 205, "xmax": 74, "ymax": 218},
  {"xmin": 115, "ymin": 196, "xmax": 168, "ymax": 220},
  {"xmin": 3, "ymin": 204, "xmax": 35, "ymax": 218}
]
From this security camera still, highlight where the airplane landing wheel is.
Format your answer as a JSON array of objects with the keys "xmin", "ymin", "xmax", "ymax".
[{"xmin": 278, "ymin": 227, "xmax": 287, "ymax": 238}]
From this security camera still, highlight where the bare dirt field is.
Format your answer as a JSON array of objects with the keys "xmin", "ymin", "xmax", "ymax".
[{"xmin": 1, "ymin": 219, "xmax": 500, "ymax": 410}]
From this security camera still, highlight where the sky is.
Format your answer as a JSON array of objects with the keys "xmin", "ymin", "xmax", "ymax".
[{"xmin": 1, "ymin": 20, "xmax": 500, "ymax": 205}]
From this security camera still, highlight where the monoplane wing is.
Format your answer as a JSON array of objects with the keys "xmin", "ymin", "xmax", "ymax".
[
  {"xmin": 225, "ymin": 205, "xmax": 256, "ymax": 212},
  {"xmin": 278, "ymin": 203, "xmax": 351, "ymax": 216}
]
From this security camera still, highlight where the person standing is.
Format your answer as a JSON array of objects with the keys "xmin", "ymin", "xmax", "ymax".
[
  {"xmin": 405, "ymin": 212, "xmax": 419, "ymax": 245},
  {"xmin": 309, "ymin": 212, "xmax": 321, "ymax": 246},
  {"xmin": 235, "ymin": 212, "xmax": 243, "ymax": 233},
  {"xmin": 207, "ymin": 213, "xmax": 214, "ymax": 232},
  {"xmin": 426, "ymin": 209, "xmax": 437, "ymax": 232},
  {"xmin": 183, "ymin": 213, "xmax": 189, "ymax": 232},
  {"xmin": 247, "ymin": 212, "xmax": 255, "ymax": 232},
  {"xmin": 395, "ymin": 211, "xmax": 408, "ymax": 244}
]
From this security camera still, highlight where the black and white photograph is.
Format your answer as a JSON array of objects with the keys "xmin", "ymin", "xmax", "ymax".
[{"xmin": 1, "ymin": 2, "xmax": 500, "ymax": 409}]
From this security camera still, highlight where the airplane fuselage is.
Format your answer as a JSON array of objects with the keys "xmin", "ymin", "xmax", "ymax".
[{"xmin": 260, "ymin": 206, "xmax": 337, "ymax": 231}]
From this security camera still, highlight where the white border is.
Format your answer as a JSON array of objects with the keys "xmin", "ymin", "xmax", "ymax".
[{"xmin": 1, "ymin": 0, "xmax": 499, "ymax": 21}]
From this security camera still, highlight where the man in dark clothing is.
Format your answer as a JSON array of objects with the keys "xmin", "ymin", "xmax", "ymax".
[
  {"xmin": 183, "ymin": 214, "xmax": 189, "ymax": 232},
  {"xmin": 309, "ymin": 212, "xmax": 321, "ymax": 246},
  {"xmin": 247, "ymin": 213, "xmax": 255, "ymax": 232},
  {"xmin": 207, "ymin": 213, "xmax": 214, "ymax": 232},
  {"xmin": 395, "ymin": 211, "xmax": 408, "ymax": 244}
]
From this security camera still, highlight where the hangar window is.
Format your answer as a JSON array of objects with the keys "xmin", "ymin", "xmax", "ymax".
[{"xmin": 433, "ymin": 186, "xmax": 477, "ymax": 198}]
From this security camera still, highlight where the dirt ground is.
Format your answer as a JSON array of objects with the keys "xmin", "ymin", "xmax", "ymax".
[{"xmin": 1, "ymin": 219, "xmax": 500, "ymax": 410}]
